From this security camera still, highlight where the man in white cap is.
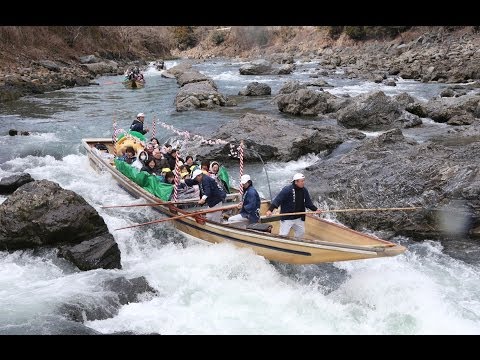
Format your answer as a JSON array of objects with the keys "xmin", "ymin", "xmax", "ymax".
[
  {"xmin": 129, "ymin": 113, "xmax": 149, "ymax": 135},
  {"xmin": 265, "ymin": 173, "xmax": 320, "ymax": 239},
  {"xmin": 227, "ymin": 174, "xmax": 261, "ymax": 228},
  {"xmin": 185, "ymin": 169, "xmax": 227, "ymax": 222}
]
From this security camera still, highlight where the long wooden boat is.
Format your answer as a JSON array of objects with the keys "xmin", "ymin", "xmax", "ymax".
[
  {"xmin": 82, "ymin": 138, "xmax": 406, "ymax": 265},
  {"xmin": 122, "ymin": 79, "xmax": 145, "ymax": 89}
]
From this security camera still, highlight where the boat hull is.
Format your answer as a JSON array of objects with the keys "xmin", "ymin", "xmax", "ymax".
[{"xmin": 123, "ymin": 79, "xmax": 145, "ymax": 89}]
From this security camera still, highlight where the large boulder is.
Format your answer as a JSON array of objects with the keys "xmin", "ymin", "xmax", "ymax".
[
  {"xmin": 239, "ymin": 59, "xmax": 273, "ymax": 75},
  {"xmin": 58, "ymin": 234, "xmax": 121, "ymax": 270},
  {"xmin": 182, "ymin": 113, "xmax": 353, "ymax": 162},
  {"xmin": 238, "ymin": 82, "xmax": 271, "ymax": 96},
  {"xmin": 276, "ymin": 88, "xmax": 334, "ymax": 116},
  {"xmin": 0, "ymin": 173, "xmax": 34, "ymax": 194},
  {"xmin": 175, "ymin": 81, "xmax": 227, "ymax": 111},
  {"xmin": 0, "ymin": 180, "xmax": 110, "ymax": 250},
  {"xmin": 306, "ymin": 128, "xmax": 480, "ymax": 240},
  {"xmin": 336, "ymin": 91, "xmax": 407, "ymax": 130},
  {"xmin": 177, "ymin": 70, "xmax": 217, "ymax": 89}
]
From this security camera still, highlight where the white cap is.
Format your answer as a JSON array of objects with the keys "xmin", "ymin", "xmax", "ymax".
[
  {"xmin": 292, "ymin": 173, "xmax": 305, "ymax": 181},
  {"xmin": 240, "ymin": 174, "xmax": 251, "ymax": 184},
  {"xmin": 192, "ymin": 169, "xmax": 203, "ymax": 179},
  {"xmin": 137, "ymin": 113, "xmax": 145, "ymax": 118}
]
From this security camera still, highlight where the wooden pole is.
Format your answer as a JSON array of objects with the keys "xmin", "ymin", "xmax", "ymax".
[
  {"xmin": 114, "ymin": 204, "xmax": 239, "ymax": 231},
  {"xmin": 260, "ymin": 207, "xmax": 422, "ymax": 223},
  {"xmin": 101, "ymin": 198, "xmax": 201, "ymax": 209}
]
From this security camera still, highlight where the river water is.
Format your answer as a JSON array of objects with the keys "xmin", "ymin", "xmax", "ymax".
[{"xmin": 0, "ymin": 59, "xmax": 479, "ymax": 334}]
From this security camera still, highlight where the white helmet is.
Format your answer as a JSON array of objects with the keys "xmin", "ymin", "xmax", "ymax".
[
  {"xmin": 240, "ymin": 174, "xmax": 251, "ymax": 184},
  {"xmin": 192, "ymin": 169, "xmax": 203, "ymax": 179},
  {"xmin": 137, "ymin": 112, "xmax": 145, "ymax": 118},
  {"xmin": 292, "ymin": 173, "xmax": 305, "ymax": 181}
]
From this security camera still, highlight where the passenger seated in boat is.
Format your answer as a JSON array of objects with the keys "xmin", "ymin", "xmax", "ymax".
[
  {"xmin": 152, "ymin": 148, "xmax": 169, "ymax": 173},
  {"xmin": 145, "ymin": 142, "xmax": 155, "ymax": 157},
  {"xmin": 119, "ymin": 146, "xmax": 137, "ymax": 165},
  {"xmin": 208, "ymin": 161, "xmax": 229, "ymax": 193},
  {"xmin": 140, "ymin": 157, "xmax": 158, "ymax": 175},
  {"xmin": 200, "ymin": 160, "xmax": 210, "ymax": 175},
  {"xmin": 150, "ymin": 137, "xmax": 160, "ymax": 149},
  {"xmin": 163, "ymin": 171, "xmax": 175, "ymax": 185},
  {"xmin": 227, "ymin": 175, "xmax": 261, "ymax": 229}
]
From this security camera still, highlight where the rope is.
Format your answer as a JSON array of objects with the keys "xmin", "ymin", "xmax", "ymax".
[
  {"xmin": 151, "ymin": 117, "xmax": 156, "ymax": 138},
  {"xmin": 239, "ymin": 140, "xmax": 244, "ymax": 196},
  {"xmin": 172, "ymin": 149, "xmax": 181, "ymax": 202}
]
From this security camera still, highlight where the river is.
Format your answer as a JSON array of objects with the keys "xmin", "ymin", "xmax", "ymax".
[{"xmin": 0, "ymin": 59, "xmax": 479, "ymax": 334}]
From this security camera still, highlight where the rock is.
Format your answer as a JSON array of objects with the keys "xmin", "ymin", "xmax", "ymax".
[
  {"xmin": 0, "ymin": 173, "xmax": 34, "ymax": 194},
  {"xmin": 239, "ymin": 59, "xmax": 273, "ymax": 75},
  {"xmin": 276, "ymin": 88, "xmax": 334, "ymax": 116},
  {"xmin": 80, "ymin": 61, "xmax": 118, "ymax": 75},
  {"xmin": 79, "ymin": 55, "xmax": 100, "ymax": 64},
  {"xmin": 182, "ymin": 113, "xmax": 351, "ymax": 162},
  {"xmin": 278, "ymin": 80, "xmax": 307, "ymax": 95},
  {"xmin": 441, "ymin": 88, "xmax": 456, "ymax": 97},
  {"xmin": 0, "ymin": 180, "xmax": 110, "ymax": 250},
  {"xmin": 305, "ymin": 129, "xmax": 480, "ymax": 240},
  {"xmin": 36, "ymin": 60, "xmax": 61, "ymax": 72},
  {"xmin": 177, "ymin": 70, "xmax": 216, "ymax": 89},
  {"xmin": 58, "ymin": 276, "xmax": 157, "ymax": 322},
  {"xmin": 57, "ymin": 234, "xmax": 121, "ymax": 271},
  {"xmin": 74, "ymin": 77, "xmax": 90, "ymax": 86},
  {"xmin": 336, "ymin": 91, "xmax": 404, "ymax": 130},
  {"xmin": 175, "ymin": 81, "xmax": 227, "ymax": 111},
  {"xmin": 238, "ymin": 82, "xmax": 271, "ymax": 96}
]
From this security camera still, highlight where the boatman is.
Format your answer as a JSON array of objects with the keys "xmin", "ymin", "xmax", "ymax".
[
  {"xmin": 186, "ymin": 169, "xmax": 226, "ymax": 222},
  {"xmin": 265, "ymin": 173, "xmax": 321, "ymax": 239},
  {"xmin": 227, "ymin": 174, "xmax": 261, "ymax": 228},
  {"xmin": 129, "ymin": 113, "xmax": 149, "ymax": 135}
]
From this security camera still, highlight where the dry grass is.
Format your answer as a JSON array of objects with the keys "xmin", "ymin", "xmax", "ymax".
[{"xmin": 0, "ymin": 26, "xmax": 172, "ymax": 71}]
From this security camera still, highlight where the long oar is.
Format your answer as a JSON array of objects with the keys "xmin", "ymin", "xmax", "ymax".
[
  {"xmin": 114, "ymin": 204, "xmax": 239, "ymax": 231},
  {"xmin": 260, "ymin": 207, "xmax": 422, "ymax": 223},
  {"xmin": 101, "ymin": 198, "xmax": 201, "ymax": 209}
]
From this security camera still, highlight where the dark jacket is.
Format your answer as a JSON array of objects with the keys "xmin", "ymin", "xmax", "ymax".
[
  {"xmin": 140, "ymin": 165, "xmax": 156, "ymax": 175},
  {"xmin": 130, "ymin": 119, "xmax": 147, "ymax": 135},
  {"xmin": 186, "ymin": 175, "xmax": 226, "ymax": 207},
  {"xmin": 268, "ymin": 183, "xmax": 317, "ymax": 221},
  {"xmin": 240, "ymin": 184, "xmax": 261, "ymax": 223}
]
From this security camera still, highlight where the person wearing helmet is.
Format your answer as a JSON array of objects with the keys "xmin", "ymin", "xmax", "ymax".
[
  {"xmin": 185, "ymin": 169, "xmax": 226, "ymax": 222},
  {"xmin": 227, "ymin": 174, "xmax": 261, "ymax": 228},
  {"xmin": 265, "ymin": 173, "xmax": 320, "ymax": 239},
  {"xmin": 129, "ymin": 113, "xmax": 149, "ymax": 135}
]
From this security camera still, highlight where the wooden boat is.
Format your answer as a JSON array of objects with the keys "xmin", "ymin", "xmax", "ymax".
[
  {"xmin": 82, "ymin": 138, "xmax": 406, "ymax": 265},
  {"xmin": 122, "ymin": 79, "xmax": 145, "ymax": 89}
]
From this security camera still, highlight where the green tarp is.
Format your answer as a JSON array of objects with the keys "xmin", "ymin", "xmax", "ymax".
[
  {"xmin": 117, "ymin": 131, "xmax": 146, "ymax": 142},
  {"xmin": 115, "ymin": 159, "xmax": 173, "ymax": 201},
  {"xmin": 218, "ymin": 166, "xmax": 230, "ymax": 191}
]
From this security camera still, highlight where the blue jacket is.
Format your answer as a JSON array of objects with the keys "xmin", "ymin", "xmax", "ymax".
[
  {"xmin": 186, "ymin": 175, "xmax": 226, "ymax": 207},
  {"xmin": 269, "ymin": 183, "xmax": 317, "ymax": 221},
  {"xmin": 130, "ymin": 119, "xmax": 147, "ymax": 135},
  {"xmin": 240, "ymin": 185, "xmax": 261, "ymax": 223}
]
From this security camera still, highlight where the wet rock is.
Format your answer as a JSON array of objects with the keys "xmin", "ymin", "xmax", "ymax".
[
  {"xmin": 0, "ymin": 173, "xmax": 34, "ymax": 194},
  {"xmin": 277, "ymin": 80, "xmax": 307, "ymax": 95},
  {"xmin": 58, "ymin": 234, "xmax": 121, "ymax": 270},
  {"xmin": 59, "ymin": 276, "xmax": 157, "ymax": 322},
  {"xmin": 0, "ymin": 180, "xmax": 110, "ymax": 250},
  {"xmin": 238, "ymin": 82, "xmax": 271, "ymax": 96},
  {"xmin": 306, "ymin": 128, "xmax": 480, "ymax": 240}
]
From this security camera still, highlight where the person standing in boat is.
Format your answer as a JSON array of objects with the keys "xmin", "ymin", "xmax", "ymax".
[
  {"xmin": 186, "ymin": 169, "xmax": 226, "ymax": 223},
  {"xmin": 227, "ymin": 174, "xmax": 261, "ymax": 228},
  {"xmin": 130, "ymin": 113, "xmax": 149, "ymax": 135},
  {"xmin": 265, "ymin": 173, "xmax": 320, "ymax": 239}
]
